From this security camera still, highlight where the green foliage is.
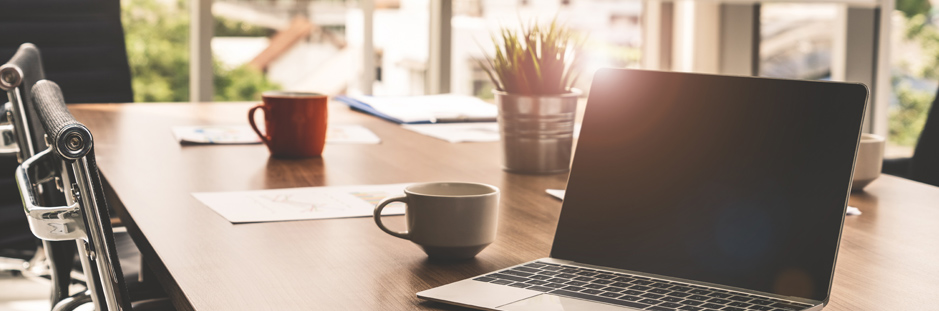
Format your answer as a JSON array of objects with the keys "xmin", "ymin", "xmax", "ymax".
[
  {"xmin": 897, "ymin": 0, "xmax": 932, "ymax": 19},
  {"xmin": 215, "ymin": 16, "xmax": 276, "ymax": 37},
  {"xmin": 121, "ymin": 0, "xmax": 280, "ymax": 102},
  {"xmin": 478, "ymin": 19, "xmax": 583, "ymax": 95},
  {"xmin": 891, "ymin": 82, "xmax": 932, "ymax": 146}
]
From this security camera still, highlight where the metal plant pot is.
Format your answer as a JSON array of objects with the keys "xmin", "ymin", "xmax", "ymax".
[{"xmin": 494, "ymin": 90, "xmax": 580, "ymax": 174}]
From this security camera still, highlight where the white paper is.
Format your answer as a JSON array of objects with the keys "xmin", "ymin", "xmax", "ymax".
[
  {"xmin": 402, "ymin": 122, "xmax": 501, "ymax": 143},
  {"xmin": 326, "ymin": 125, "xmax": 382, "ymax": 144},
  {"xmin": 846, "ymin": 206, "xmax": 862, "ymax": 216},
  {"xmin": 193, "ymin": 183, "xmax": 411, "ymax": 224},
  {"xmin": 172, "ymin": 125, "xmax": 381, "ymax": 145},
  {"xmin": 353, "ymin": 94, "xmax": 497, "ymax": 123},
  {"xmin": 546, "ymin": 189, "xmax": 565, "ymax": 200},
  {"xmin": 403, "ymin": 123, "xmax": 582, "ymax": 143}
]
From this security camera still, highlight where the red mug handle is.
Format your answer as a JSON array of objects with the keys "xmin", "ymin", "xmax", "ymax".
[{"xmin": 247, "ymin": 104, "xmax": 271, "ymax": 146}]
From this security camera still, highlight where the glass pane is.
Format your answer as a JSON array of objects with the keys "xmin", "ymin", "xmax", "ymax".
[
  {"xmin": 450, "ymin": 0, "xmax": 643, "ymax": 99},
  {"xmin": 759, "ymin": 3, "xmax": 837, "ymax": 80},
  {"xmin": 888, "ymin": 3, "xmax": 936, "ymax": 158}
]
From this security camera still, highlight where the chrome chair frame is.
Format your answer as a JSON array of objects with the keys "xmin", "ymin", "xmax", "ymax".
[
  {"xmin": 18, "ymin": 80, "xmax": 133, "ymax": 311},
  {"xmin": 1, "ymin": 43, "xmax": 83, "ymax": 308}
]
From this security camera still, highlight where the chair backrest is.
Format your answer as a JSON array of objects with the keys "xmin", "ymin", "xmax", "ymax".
[
  {"xmin": 911, "ymin": 87, "xmax": 939, "ymax": 187},
  {"xmin": 1, "ymin": 43, "xmax": 48, "ymax": 161},
  {"xmin": 0, "ymin": 0, "xmax": 133, "ymax": 104},
  {"xmin": 17, "ymin": 80, "xmax": 133, "ymax": 311}
]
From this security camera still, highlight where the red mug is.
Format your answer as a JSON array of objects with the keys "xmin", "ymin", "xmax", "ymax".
[{"xmin": 248, "ymin": 91, "xmax": 328, "ymax": 158}]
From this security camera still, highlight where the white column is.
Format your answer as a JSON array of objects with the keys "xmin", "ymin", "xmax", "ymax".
[
  {"xmin": 832, "ymin": 5, "xmax": 882, "ymax": 133},
  {"xmin": 427, "ymin": 0, "xmax": 452, "ymax": 94},
  {"xmin": 190, "ymin": 0, "xmax": 214, "ymax": 102},
  {"xmin": 642, "ymin": 1, "xmax": 673, "ymax": 70},
  {"xmin": 361, "ymin": 0, "xmax": 375, "ymax": 95},
  {"xmin": 719, "ymin": 3, "xmax": 760, "ymax": 76},
  {"xmin": 672, "ymin": 0, "xmax": 720, "ymax": 74}
]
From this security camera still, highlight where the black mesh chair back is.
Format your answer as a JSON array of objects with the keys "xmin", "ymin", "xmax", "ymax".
[
  {"xmin": 910, "ymin": 88, "xmax": 939, "ymax": 186},
  {"xmin": 1, "ymin": 43, "xmax": 77, "ymax": 304},
  {"xmin": 0, "ymin": 0, "xmax": 134, "ymax": 104},
  {"xmin": 17, "ymin": 80, "xmax": 134, "ymax": 311}
]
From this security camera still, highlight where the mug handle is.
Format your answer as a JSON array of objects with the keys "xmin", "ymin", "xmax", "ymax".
[
  {"xmin": 374, "ymin": 196, "xmax": 409, "ymax": 240},
  {"xmin": 247, "ymin": 104, "xmax": 271, "ymax": 146}
]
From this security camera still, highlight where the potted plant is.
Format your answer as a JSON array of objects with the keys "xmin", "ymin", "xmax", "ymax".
[{"xmin": 479, "ymin": 19, "xmax": 583, "ymax": 174}]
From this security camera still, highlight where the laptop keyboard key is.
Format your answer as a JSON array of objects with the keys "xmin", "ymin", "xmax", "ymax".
[
  {"xmin": 650, "ymin": 288, "xmax": 671, "ymax": 294},
  {"xmin": 503, "ymin": 270, "xmax": 535, "ymax": 278},
  {"xmin": 524, "ymin": 280, "xmax": 549, "ymax": 285},
  {"xmin": 514, "ymin": 267, "xmax": 540, "ymax": 273},
  {"xmin": 562, "ymin": 286, "xmax": 586, "ymax": 292},
  {"xmin": 688, "ymin": 295, "xmax": 711, "ymax": 301},
  {"xmin": 544, "ymin": 283, "xmax": 567, "ymax": 289},
  {"xmin": 613, "ymin": 277, "xmax": 634, "ymax": 282},
  {"xmin": 529, "ymin": 275, "xmax": 551, "ymax": 280},
  {"xmin": 619, "ymin": 295, "xmax": 642, "ymax": 301},
  {"xmin": 727, "ymin": 302, "xmax": 750, "ymax": 308},
  {"xmin": 689, "ymin": 289, "xmax": 712, "ymax": 295},
  {"xmin": 490, "ymin": 274, "xmax": 528, "ymax": 282},
  {"xmin": 662, "ymin": 297, "xmax": 684, "ymax": 302},
  {"xmin": 551, "ymin": 290, "xmax": 651, "ymax": 309},
  {"xmin": 708, "ymin": 293, "xmax": 732, "ymax": 298},
  {"xmin": 565, "ymin": 281, "xmax": 588, "ymax": 287},
  {"xmin": 582, "ymin": 289, "xmax": 604, "ymax": 295},
  {"xmin": 623, "ymin": 290, "xmax": 644, "ymax": 296},
  {"xmin": 574, "ymin": 276, "xmax": 595, "ymax": 282},
  {"xmin": 720, "ymin": 307, "xmax": 745, "ymax": 311},
  {"xmin": 602, "ymin": 287, "xmax": 625, "ymax": 292},
  {"xmin": 629, "ymin": 285, "xmax": 652, "ymax": 291},
  {"xmin": 599, "ymin": 292, "xmax": 623, "ymax": 298},
  {"xmin": 595, "ymin": 274, "xmax": 616, "ymax": 280},
  {"xmin": 632, "ymin": 280, "xmax": 654, "ymax": 285},
  {"xmin": 648, "ymin": 307, "xmax": 678, "ymax": 311},
  {"xmin": 509, "ymin": 283, "xmax": 530, "ymax": 288},
  {"xmin": 700, "ymin": 303, "xmax": 725, "ymax": 309},
  {"xmin": 706, "ymin": 298, "xmax": 731, "ymax": 304},
  {"xmin": 679, "ymin": 306, "xmax": 704, "ymax": 311},
  {"xmin": 541, "ymin": 266, "xmax": 562, "ymax": 271},
  {"xmin": 650, "ymin": 282, "xmax": 672, "ymax": 288},
  {"xmin": 671, "ymin": 286, "xmax": 694, "ymax": 292},
  {"xmin": 639, "ymin": 299, "xmax": 663, "ymax": 305},
  {"xmin": 556, "ymin": 273, "xmax": 578, "ymax": 279},
  {"xmin": 584, "ymin": 284, "xmax": 607, "ymax": 289},
  {"xmin": 680, "ymin": 299, "xmax": 704, "ymax": 305},
  {"xmin": 592, "ymin": 279, "xmax": 614, "ymax": 285},
  {"xmin": 641, "ymin": 293, "xmax": 665, "ymax": 299},
  {"xmin": 660, "ymin": 302, "xmax": 684, "ymax": 308},
  {"xmin": 610, "ymin": 282, "xmax": 632, "ymax": 287},
  {"xmin": 473, "ymin": 277, "xmax": 496, "ymax": 282},
  {"xmin": 728, "ymin": 296, "xmax": 751, "ymax": 302},
  {"xmin": 491, "ymin": 279, "xmax": 514, "ymax": 285},
  {"xmin": 750, "ymin": 299, "xmax": 773, "ymax": 305}
]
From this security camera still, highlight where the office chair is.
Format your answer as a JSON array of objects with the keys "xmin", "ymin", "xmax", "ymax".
[
  {"xmin": 0, "ymin": 43, "xmax": 77, "ymax": 304},
  {"xmin": 0, "ymin": 0, "xmax": 134, "ymax": 104},
  {"xmin": 882, "ymin": 85, "xmax": 939, "ymax": 187},
  {"xmin": 18, "ymin": 80, "xmax": 171, "ymax": 311}
]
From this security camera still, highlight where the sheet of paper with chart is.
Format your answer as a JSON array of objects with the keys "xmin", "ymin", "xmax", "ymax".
[{"xmin": 193, "ymin": 183, "xmax": 411, "ymax": 224}]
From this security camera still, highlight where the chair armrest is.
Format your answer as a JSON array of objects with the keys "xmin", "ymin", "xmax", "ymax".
[{"xmin": 882, "ymin": 157, "xmax": 913, "ymax": 178}]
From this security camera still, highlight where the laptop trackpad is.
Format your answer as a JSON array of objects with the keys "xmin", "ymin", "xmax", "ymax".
[{"xmin": 499, "ymin": 294, "xmax": 643, "ymax": 311}]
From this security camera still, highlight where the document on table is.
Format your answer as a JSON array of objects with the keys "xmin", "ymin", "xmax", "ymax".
[
  {"xmin": 545, "ymin": 189, "xmax": 863, "ymax": 215},
  {"xmin": 403, "ymin": 123, "xmax": 582, "ymax": 143},
  {"xmin": 336, "ymin": 94, "xmax": 498, "ymax": 124},
  {"xmin": 193, "ymin": 183, "xmax": 411, "ymax": 224},
  {"xmin": 172, "ymin": 124, "xmax": 381, "ymax": 145}
]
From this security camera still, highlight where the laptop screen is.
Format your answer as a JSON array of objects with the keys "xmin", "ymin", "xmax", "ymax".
[{"xmin": 551, "ymin": 69, "xmax": 867, "ymax": 302}]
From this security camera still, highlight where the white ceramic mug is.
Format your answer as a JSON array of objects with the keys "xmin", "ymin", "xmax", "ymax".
[
  {"xmin": 373, "ymin": 182, "xmax": 499, "ymax": 259},
  {"xmin": 852, "ymin": 133, "xmax": 885, "ymax": 191}
]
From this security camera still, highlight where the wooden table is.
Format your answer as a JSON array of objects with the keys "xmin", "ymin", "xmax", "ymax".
[{"xmin": 70, "ymin": 103, "xmax": 939, "ymax": 310}]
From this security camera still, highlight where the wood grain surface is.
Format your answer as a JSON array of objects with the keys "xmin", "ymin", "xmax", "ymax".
[{"xmin": 70, "ymin": 103, "xmax": 939, "ymax": 310}]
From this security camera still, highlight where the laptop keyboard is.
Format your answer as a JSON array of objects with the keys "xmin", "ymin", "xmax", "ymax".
[{"xmin": 472, "ymin": 261, "xmax": 814, "ymax": 311}]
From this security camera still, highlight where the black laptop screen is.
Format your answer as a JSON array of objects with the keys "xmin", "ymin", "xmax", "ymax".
[{"xmin": 551, "ymin": 69, "xmax": 867, "ymax": 302}]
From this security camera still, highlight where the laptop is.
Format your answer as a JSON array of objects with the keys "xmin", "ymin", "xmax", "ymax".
[{"xmin": 417, "ymin": 69, "xmax": 868, "ymax": 311}]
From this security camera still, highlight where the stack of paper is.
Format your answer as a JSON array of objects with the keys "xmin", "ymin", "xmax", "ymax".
[
  {"xmin": 172, "ymin": 125, "xmax": 381, "ymax": 145},
  {"xmin": 335, "ymin": 94, "xmax": 497, "ymax": 124}
]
